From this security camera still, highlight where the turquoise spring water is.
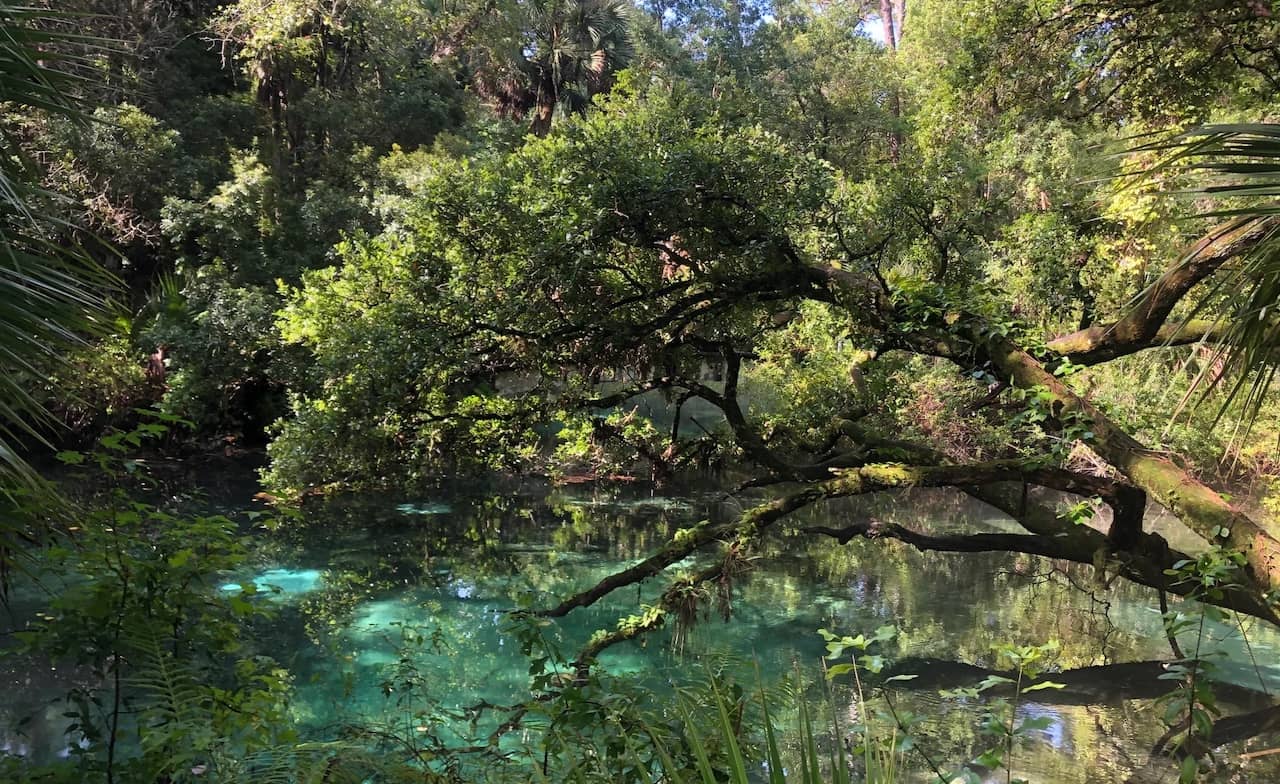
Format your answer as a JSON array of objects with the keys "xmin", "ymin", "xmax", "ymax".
[{"xmin": 5, "ymin": 472, "xmax": 1280, "ymax": 781}]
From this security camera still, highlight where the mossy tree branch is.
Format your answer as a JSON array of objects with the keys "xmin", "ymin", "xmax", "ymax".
[
  {"xmin": 802, "ymin": 518, "xmax": 1278, "ymax": 625},
  {"xmin": 541, "ymin": 460, "xmax": 1164, "ymax": 620},
  {"xmin": 967, "ymin": 327, "xmax": 1280, "ymax": 597}
]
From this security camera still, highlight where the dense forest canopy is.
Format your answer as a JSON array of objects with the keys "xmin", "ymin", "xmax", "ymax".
[{"xmin": 8, "ymin": 0, "xmax": 1280, "ymax": 781}]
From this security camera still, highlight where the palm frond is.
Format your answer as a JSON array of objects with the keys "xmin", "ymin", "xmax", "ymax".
[
  {"xmin": 1137, "ymin": 124, "xmax": 1280, "ymax": 425},
  {"xmin": 0, "ymin": 3, "xmax": 116, "ymax": 489},
  {"xmin": 526, "ymin": 0, "xmax": 634, "ymax": 121}
]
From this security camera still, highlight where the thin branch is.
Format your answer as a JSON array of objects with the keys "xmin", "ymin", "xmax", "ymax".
[
  {"xmin": 803, "ymin": 518, "xmax": 1278, "ymax": 625},
  {"xmin": 538, "ymin": 480, "xmax": 830, "ymax": 618}
]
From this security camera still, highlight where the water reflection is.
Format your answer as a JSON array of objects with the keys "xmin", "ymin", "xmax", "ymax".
[
  {"xmin": 396, "ymin": 501, "xmax": 453, "ymax": 516},
  {"xmin": 257, "ymin": 482, "xmax": 1280, "ymax": 781},
  {"xmin": 4, "ymin": 476, "xmax": 1280, "ymax": 781}
]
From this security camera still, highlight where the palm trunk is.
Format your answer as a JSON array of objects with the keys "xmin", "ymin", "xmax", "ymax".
[
  {"xmin": 530, "ymin": 94, "xmax": 555, "ymax": 137},
  {"xmin": 529, "ymin": 67, "xmax": 556, "ymax": 137}
]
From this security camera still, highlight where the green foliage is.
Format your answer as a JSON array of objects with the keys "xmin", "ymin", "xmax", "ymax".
[
  {"xmin": 685, "ymin": 3, "xmax": 895, "ymax": 172},
  {"xmin": 821, "ymin": 625, "xmax": 913, "ymax": 783},
  {"xmin": 3, "ymin": 420, "xmax": 298, "ymax": 781},
  {"xmin": 41, "ymin": 103, "xmax": 181, "ymax": 254},
  {"xmin": 820, "ymin": 626, "xmax": 1074, "ymax": 784},
  {"xmin": 266, "ymin": 85, "xmax": 847, "ymax": 492},
  {"xmin": 31, "ymin": 333, "xmax": 151, "ymax": 437},
  {"xmin": 1156, "ymin": 548, "xmax": 1250, "ymax": 781},
  {"xmin": 904, "ymin": 0, "xmax": 1275, "ymax": 128},
  {"xmin": 11, "ymin": 3, "xmax": 1280, "ymax": 781},
  {"xmin": 743, "ymin": 301, "xmax": 867, "ymax": 447},
  {"xmin": 147, "ymin": 265, "xmax": 290, "ymax": 440},
  {"xmin": 932, "ymin": 640, "xmax": 1063, "ymax": 784}
]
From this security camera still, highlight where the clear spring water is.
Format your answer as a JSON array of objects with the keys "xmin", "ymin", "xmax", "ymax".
[{"xmin": 4, "ymin": 469, "xmax": 1280, "ymax": 782}]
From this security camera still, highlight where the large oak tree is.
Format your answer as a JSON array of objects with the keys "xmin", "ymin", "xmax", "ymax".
[{"xmin": 272, "ymin": 89, "xmax": 1280, "ymax": 672}]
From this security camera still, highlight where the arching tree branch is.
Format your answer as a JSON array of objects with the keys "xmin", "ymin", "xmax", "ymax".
[
  {"xmin": 542, "ymin": 460, "xmax": 1179, "ymax": 621},
  {"xmin": 1047, "ymin": 218, "xmax": 1275, "ymax": 364}
]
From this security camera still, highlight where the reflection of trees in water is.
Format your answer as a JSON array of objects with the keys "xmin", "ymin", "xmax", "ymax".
[
  {"xmin": 270, "ymin": 482, "xmax": 714, "ymax": 596},
  {"xmin": 876, "ymin": 656, "xmax": 1280, "ymax": 783},
  {"xmin": 771, "ymin": 488, "xmax": 1192, "ymax": 668},
  {"xmin": 236, "ymin": 482, "xmax": 1280, "ymax": 779},
  {"xmin": 782, "ymin": 537, "xmax": 1131, "ymax": 666}
]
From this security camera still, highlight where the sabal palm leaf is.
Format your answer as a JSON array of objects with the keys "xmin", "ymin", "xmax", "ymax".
[
  {"xmin": 527, "ymin": 0, "xmax": 633, "ymax": 112},
  {"xmin": 1137, "ymin": 124, "xmax": 1280, "ymax": 425},
  {"xmin": 0, "ymin": 3, "xmax": 113, "ymax": 488}
]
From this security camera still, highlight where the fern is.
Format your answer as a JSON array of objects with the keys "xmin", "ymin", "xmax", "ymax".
[
  {"xmin": 225, "ymin": 741, "xmax": 432, "ymax": 784},
  {"xmin": 122, "ymin": 621, "xmax": 216, "ymax": 781}
]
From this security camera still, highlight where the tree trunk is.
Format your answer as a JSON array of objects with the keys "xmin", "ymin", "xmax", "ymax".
[
  {"xmin": 529, "ymin": 98, "xmax": 554, "ymax": 137},
  {"xmin": 530, "ymin": 69, "xmax": 556, "ymax": 137},
  {"xmin": 879, "ymin": 0, "xmax": 898, "ymax": 49},
  {"xmin": 879, "ymin": 0, "xmax": 903, "ymax": 161},
  {"xmin": 980, "ymin": 330, "xmax": 1280, "ymax": 596}
]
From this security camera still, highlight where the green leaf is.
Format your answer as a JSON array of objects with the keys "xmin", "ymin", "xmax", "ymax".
[
  {"xmin": 976, "ymin": 675, "xmax": 1014, "ymax": 691},
  {"xmin": 975, "ymin": 749, "xmax": 1003, "ymax": 768},
  {"xmin": 1017, "ymin": 716, "xmax": 1054, "ymax": 732},
  {"xmin": 826, "ymin": 663, "xmax": 856, "ymax": 680},
  {"xmin": 757, "ymin": 680, "xmax": 786, "ymax": 784},
  {"xmin": 1179, "ymin": 754, "xmax": 1198, "ymax": 784},
  {"xmin": 1022, "ymin": 680, "xmax": 1066, "ymax": 692},
  {"xmin": 679, "ymin": 701, "xmax": 718, "ymax": 784},
  {"xmin": 712, "ymin": 683, "xmax": 750, "ymax": 784}
]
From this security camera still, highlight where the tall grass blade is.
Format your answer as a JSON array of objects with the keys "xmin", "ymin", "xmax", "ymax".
[
  {"xmin": 796, "ymin": 668, "xmax": 822, "ymax": 784},
  {"xmin": 711, "ymin": 679, "xmax": 750, "ymax": 784},
  {"xmin": 679, "ymin": 699, "xmax": 720, "ymax": 784},
  {"xmin": 757, "ymin": 675, "xmax": 787, "ymax": 784}
]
